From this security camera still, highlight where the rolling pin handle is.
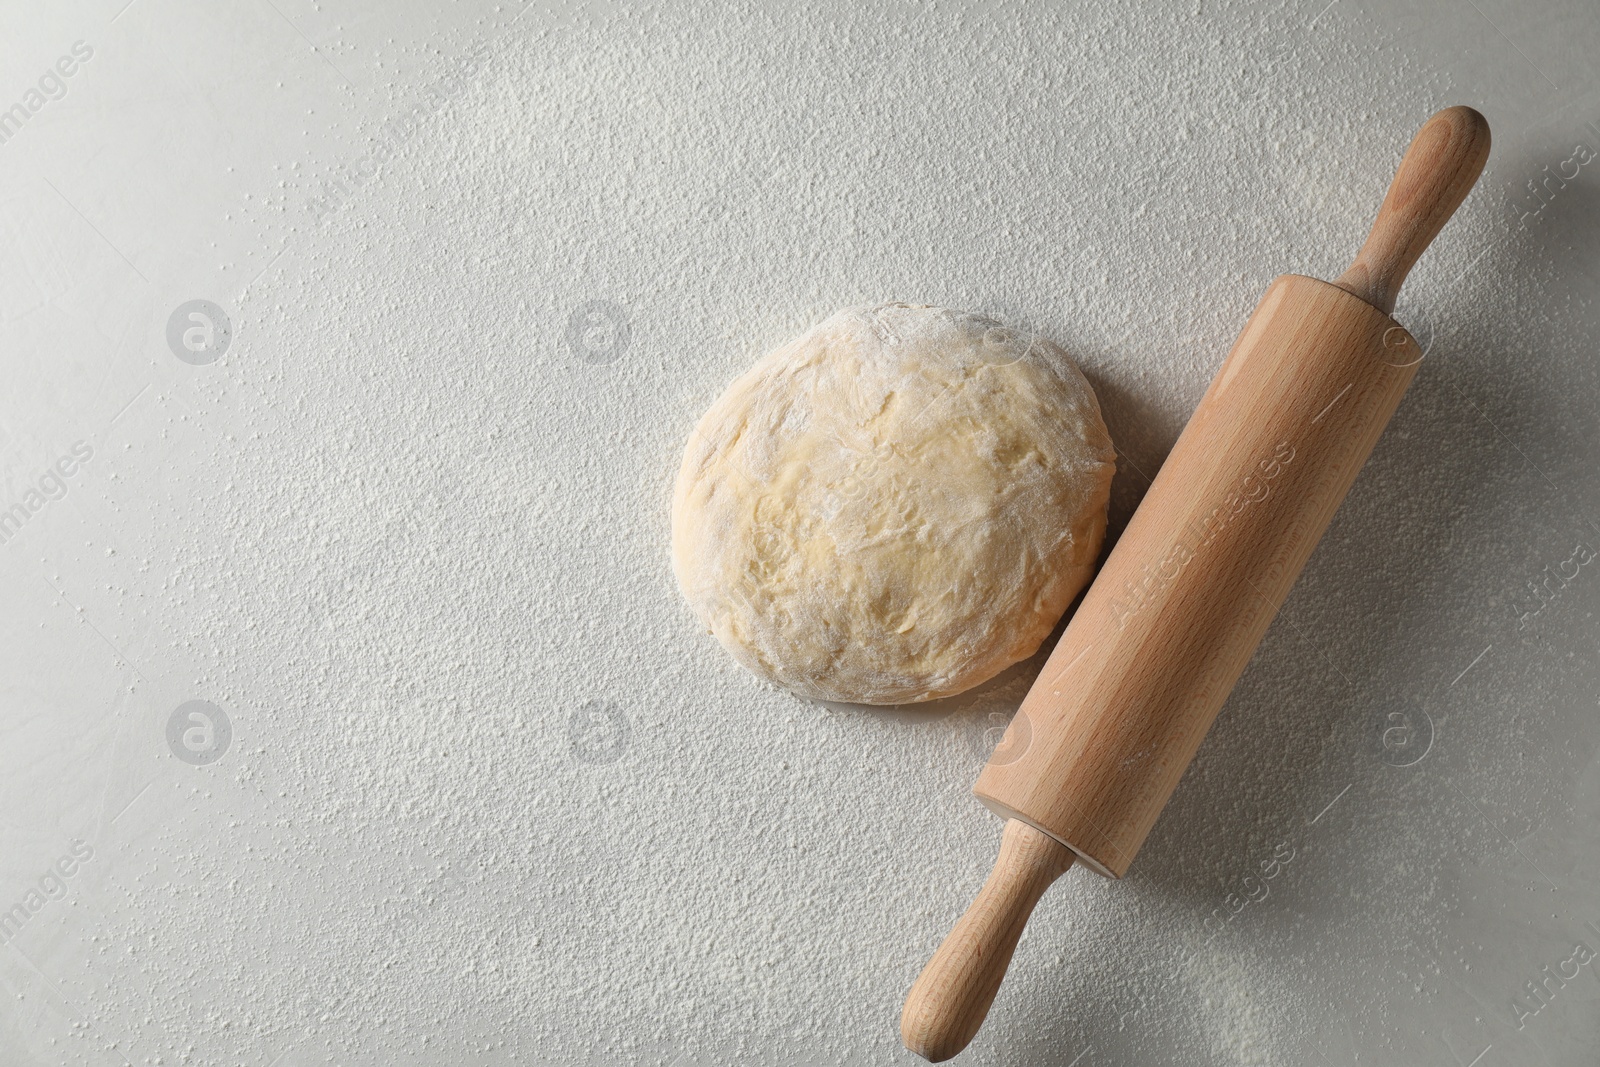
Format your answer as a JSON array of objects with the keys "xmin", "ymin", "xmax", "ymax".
[
  {"xmin": 1334, "ymin": 105, "xmax": 1491, "ymax": 315},
  {"xmin": 901, "ymin": 819, "xmax": 1076, "ymax": 1062}
]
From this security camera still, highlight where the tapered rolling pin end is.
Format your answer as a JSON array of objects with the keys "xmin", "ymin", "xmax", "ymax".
[
  {"xmin": 901, "ymin": 819, "xmax": 1076, "ymax": 1061},
  {"xmin": 1334, "ymin": 105, "xmax": 1491, "ymax": 314}
]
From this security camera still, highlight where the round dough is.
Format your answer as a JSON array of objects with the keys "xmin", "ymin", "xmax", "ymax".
[{"xmin": 671, "ymin": 303, "xmax": 1115, "ymax": 705}]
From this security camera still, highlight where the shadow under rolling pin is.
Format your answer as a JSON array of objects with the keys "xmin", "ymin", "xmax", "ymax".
[{"xmin": 901, "ymin": 105, "xmax": 1492, "ymax": 1061}]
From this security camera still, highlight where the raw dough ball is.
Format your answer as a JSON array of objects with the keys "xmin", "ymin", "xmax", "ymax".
[{"xmin": 671, "ymin": 303, "xmax": 1116, "ymax": 705}]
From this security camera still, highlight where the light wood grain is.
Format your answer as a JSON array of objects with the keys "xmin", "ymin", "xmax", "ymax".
[
  {"xmin": 1334, "ymin": 105, "xmax": 1491, "ymax": 314},
  {"xmin": 975, "ymin": 273, "xmax": 1420, "ymax": 877},
  {"xmin": 900, "ymin": 820, "xmax": 1074, "ymax": 1062},
  {"xmin": 901, "ymin": 106, "xmax": 1489, "ymax": 1060}
]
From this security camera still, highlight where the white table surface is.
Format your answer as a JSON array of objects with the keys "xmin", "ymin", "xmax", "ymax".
[{"xmin": 1, "ymin": 1, "xmax": 1598, "ymax": 1065}]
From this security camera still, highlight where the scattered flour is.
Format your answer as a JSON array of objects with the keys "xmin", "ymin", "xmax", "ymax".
[{"xmin": 11, "ymin": 1, "xmax": 1600, "ymax": 1066}]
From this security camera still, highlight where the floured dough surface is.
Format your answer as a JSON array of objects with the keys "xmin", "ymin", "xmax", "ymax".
[{"xmin": 671, "ymin": 303, "xmax": 1116, "ymax": 705}]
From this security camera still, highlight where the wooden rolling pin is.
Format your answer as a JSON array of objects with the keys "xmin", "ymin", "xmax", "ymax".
[{"xmin": 901, "ymin": 106, "xmax": 1491, "ymax": 1061}]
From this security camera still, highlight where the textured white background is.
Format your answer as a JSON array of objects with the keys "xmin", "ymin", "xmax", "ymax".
[{"xmin": 0, "ymin": 1, "xmax": 1598, "ymax": 1065}]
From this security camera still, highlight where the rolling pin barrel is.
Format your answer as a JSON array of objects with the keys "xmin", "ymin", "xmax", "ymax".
[
  {"xmin": 976, "ymin": 103, "xmax": 1490, "ymax": 876},
  {"xmin": 975, "ymin": 272, "xmax": 1417, "ymax": 875},
  {"xmin": 902, "ymin": 106, "xmax": 1490, "ymax": 1061}
]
